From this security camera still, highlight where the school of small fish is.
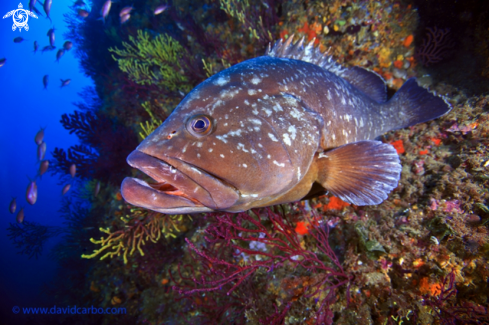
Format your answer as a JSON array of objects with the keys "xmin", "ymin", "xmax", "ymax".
[
  {"xmin": 4, "ymin": 0, "xmax": 162, "ymax": 223},
  {"xmin": 1, "ymin": 1, "xmax": 171, "ymax": 71}
]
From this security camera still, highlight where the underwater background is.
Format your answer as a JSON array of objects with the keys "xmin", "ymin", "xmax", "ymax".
[{"xmin": 0, "ymin": 0, "xmax": 488, "ymax": 324}]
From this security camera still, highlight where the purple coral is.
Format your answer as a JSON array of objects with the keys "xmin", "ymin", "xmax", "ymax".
[
  {"xmin": 170, "ymin": 207, "xmax": 351, "ymax": 324},
  {"xmin": 415, "ymin": 27, "xmax": 455, "ymax": 66}
]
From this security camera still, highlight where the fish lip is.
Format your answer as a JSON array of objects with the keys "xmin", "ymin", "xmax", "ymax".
[{"xmin": 122, "ymin": 150, "xmax": 239, "ymax": 212}]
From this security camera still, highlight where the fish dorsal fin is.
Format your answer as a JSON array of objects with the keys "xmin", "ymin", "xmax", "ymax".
[
  {"xmin": 340, "ymin": 67, "xmax": 387, "ymax": 103},
  {"xmin": 267, "ymin": 36, "xmax": 387, "ymax": 103},
  {"xmin": 315, "ymin": 140, "xmax": 402, "ymax": 206},
  {"xmin": 266, "ymin": 35, "xmax": 346, "ymax": 76}
]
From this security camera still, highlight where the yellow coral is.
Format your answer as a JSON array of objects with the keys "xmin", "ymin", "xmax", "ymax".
[
  {"xmin": 82, "ymin": 210, "xmax": 191, "ymax": 264},
  {"xmin": 138, "ymin": 101, "xmax": 163, "ymax": 140},
  {"xmin": 109, "ymin": 30, "xmax": 192, "ymax": 93}
]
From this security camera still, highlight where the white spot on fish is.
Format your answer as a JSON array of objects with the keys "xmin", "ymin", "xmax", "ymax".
[
  {"xmin": 216, "ymin": 135, "xmax": 228, "ymax": 143},
  {"xmin": 208, "ymin": 148, "xmax": 213, "ymax": 152},
  {"xmin": 273, "ymin": 160, "xmax": 285, "ymax": 167},
  {"xmin": 182, "ymin": 143, "xmax": 189, "ymax": 153},
  {"xmin": 249, "ymin": 118, "xmax": 262, "ymax": 125},
  {"xmin": 251, "ymin": 76, "xmax": 262, "ymax": 85},
  {"xmin": 262, "ymin": 107, "xmax": 272, "ymax": 116},
  {"xmin": 214, "ymin": 76, "xmax": 229, "ymax": 86},
  {"xmin": 196, "ymin": 142, "xmax": 203, "ymax": 147},
  {"xmin": 220, "ymin": 154, "xmax": 225, "ymax": 158},
  {"xmin": 268, "ymin": 133, "xmax": 278, "ymax": 142},
  {"xmin": 243, "ymin": 163, "xmax": 248, "ymax": 168},
  {"xmin": 237, "ymin": 143, "xmax": 249, "ymax": 152},
  {"xmin": 283, "ymin": 133, "xmax": 291, "ymax": 146},
  {"xmin": 248, "ymin": 89, "xmax": 257, "ymax": 95},
  {"xmin": 288, "ymin": 125, "xmax": 296, "ymax": 140},
  {"xmin": 229, "ymin": 129, "xmax": 242, "ymax": 136},
  {"xmin": 273, "ymin": 103, "xmax": 283, "ymax": 112}
]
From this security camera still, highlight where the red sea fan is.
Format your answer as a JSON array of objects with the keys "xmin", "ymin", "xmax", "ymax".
[{"xmin": 171, "ymin": 206, "xmax": 351, "ymax": 324}]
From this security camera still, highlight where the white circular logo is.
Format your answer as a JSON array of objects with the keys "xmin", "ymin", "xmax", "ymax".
[{"xmin": 3, "ymin": 3, "xmax": 38, "ymax": 32}]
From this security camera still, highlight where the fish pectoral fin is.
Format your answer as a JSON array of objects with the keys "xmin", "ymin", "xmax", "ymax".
[{"xmin": 316, "ymin": 140, "xmax": 402, "ymax": 206}]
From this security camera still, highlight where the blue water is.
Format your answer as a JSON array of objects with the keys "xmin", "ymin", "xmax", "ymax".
[{"xmin": 0, "ymin": 0, "xmax": 92, "ymax": 317}]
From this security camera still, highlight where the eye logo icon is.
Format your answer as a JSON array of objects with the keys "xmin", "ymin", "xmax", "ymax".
[{"xmin": 3, "ymin": 3, "xmax": 38, "ymax": 32}]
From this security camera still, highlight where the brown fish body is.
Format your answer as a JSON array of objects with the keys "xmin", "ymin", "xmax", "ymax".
[{"xmin": 122, "ymin": 38, "xmax": 451, "ymax": 214}]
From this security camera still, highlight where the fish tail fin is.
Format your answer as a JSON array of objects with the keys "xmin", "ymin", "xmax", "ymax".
[{"xmin": 386, "ymin": 78, "xmax": 452, "ymax": 129}]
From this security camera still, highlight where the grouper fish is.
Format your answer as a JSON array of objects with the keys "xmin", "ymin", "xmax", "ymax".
[{"xmin": 121, "ymin": 37, "xmax": 451, "ymax": 214}]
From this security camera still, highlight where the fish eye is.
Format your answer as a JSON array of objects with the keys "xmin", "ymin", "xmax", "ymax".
[{"xmin": 187, "ymin": 115, "xmax": 213, "ymax": 137}]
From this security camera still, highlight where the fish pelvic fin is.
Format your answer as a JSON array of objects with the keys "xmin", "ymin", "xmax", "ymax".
[
  {"xmin": 386, "ymin": 78, "xmax": 452, "ymax": 129},
  {"xmin": 315, "ymin": 140, "xmax": 402, "ymax": 206}
]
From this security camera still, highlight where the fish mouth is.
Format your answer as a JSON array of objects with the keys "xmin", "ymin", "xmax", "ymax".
[{"xmin": 121, "ymin": 150, "xmax": 239, "ymax": 214}]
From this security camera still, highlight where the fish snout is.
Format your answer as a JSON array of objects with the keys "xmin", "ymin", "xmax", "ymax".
[{"xmin": 122, "ymin": 150, "xmax": 239, "ymax": 214}]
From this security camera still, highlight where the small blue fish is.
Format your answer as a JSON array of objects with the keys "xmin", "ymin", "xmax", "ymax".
[
  {"xmin": 41, "ymin": 45, "xmax": 56, "ymax": 53},
  {"xmin": 43, "ymin": 0, "xmax": 52, "ymax": 22},
  {"xmin": 16, "ymin": 207, "xmax": 25, "ymax": 224},
  {"xmin": 122, "ymin": 37, "xmax": 452, "ymax": 214},
  {"xmin": 43, "ymin": 75, "xmax": 49, "ymax": 89},
  {"xmin": 0, "ymin": 58, "xmax": 5, "ymax": 68},
  {"xmin": 33, "ymin": 41, "xmax": 39, "ymax": 53},
  {"xmin": 120, "ymin": 13, "xmax": 130, "ymax": 25},
  {"xmin": 100, "ymin": 0, "xmax": 112, "ymax": 23},
  {"xmin": 34, "ymin": 127, "xmax": 45, "ymax": 145},
  {"xmin": 38, "ymin": 141, "xmax": 46, "ymax": 161},
  {"xmin": 154, "ymin": 4, "xmax": 169, "ymax": 15},
  {"xmin": 78, "ymin": 8, "xmax": 89, "ymax": 18},
  {"xmin": 39, "ymin": 160, "xmax": 49, "ymax": 177},
  {"xmin": 63, "ymin": 41, "xmax": 73, "ymax": 51},
  {"xmin": 14, "ymin": 37, "xmax": 25, "ymax": 43},
  {"xmin": 56, "ymin": 49, "xmax": 65, "ymax": 62},
  {"xmin": 47, "ymin": 27, "xmax": 56, "ymax": 47},
  {"xmin": 9, "ymin": 198, "xmax": 17, "ymax": 214},
  {"xmin": 62, "ymin": 184, "xmax": 71, "ymax": 195},
  {"xmin": 69, "ymin": 164, "xmax": 76, "ymax": 177},
  {"xmin": 119, "ymin": 6, "xmax": 133, "ymax": 17},
  {"xmin": 60, "ymin": 78, "xmax": 71, "ymax": 88},
  {"xmin": 29, "ymin": 0, "xmax": 38, "ymax": 12},
  {"xmin": 26, "ymin": 180, "xmax": 38, "ymax": 205}
]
